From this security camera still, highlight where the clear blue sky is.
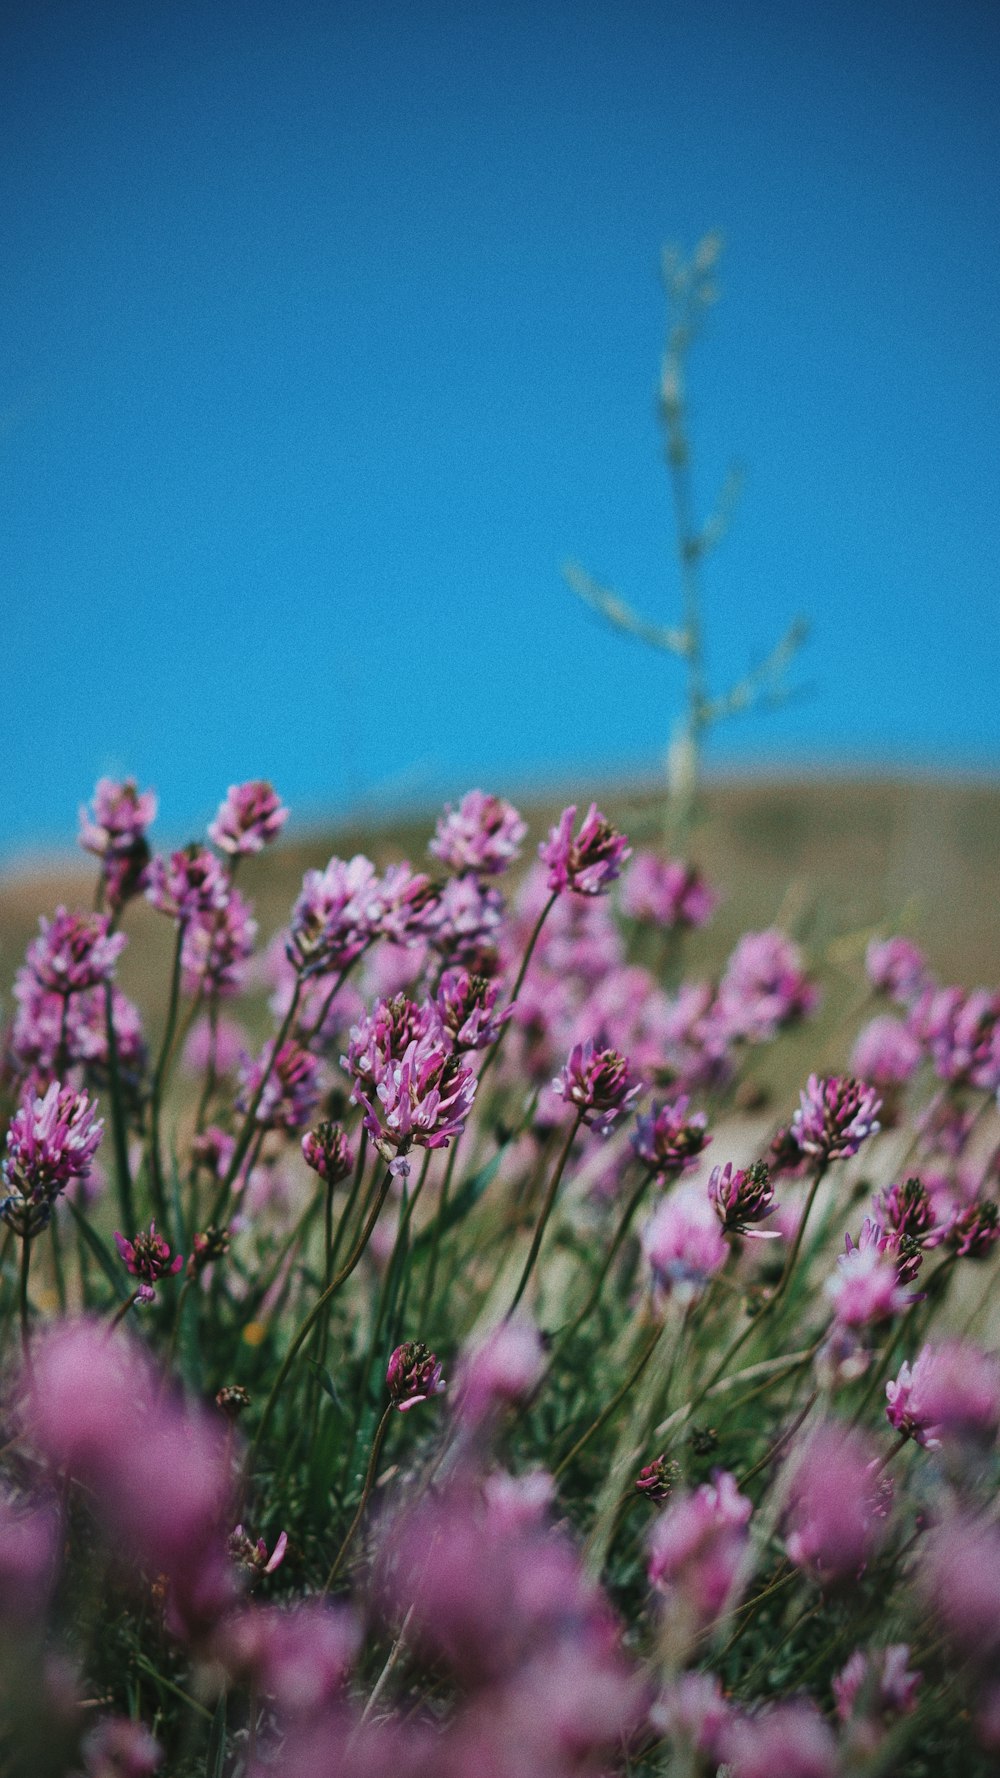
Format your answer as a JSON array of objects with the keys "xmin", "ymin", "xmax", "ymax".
[{"xmin": 3, "ymin": 0, "xmax": 999, "ymax": 856}]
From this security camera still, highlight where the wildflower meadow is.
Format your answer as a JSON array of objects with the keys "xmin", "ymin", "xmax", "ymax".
[{"xmin": 1, "ymin": 771, "xmax": 999, "ymax": 1778}]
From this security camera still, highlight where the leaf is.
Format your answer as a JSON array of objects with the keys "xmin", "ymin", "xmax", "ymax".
[
  {"xmin": 411, "ymin": 1146, "xmax": 506, "ymax": 1252},
  {"xmin": 305, "ymin": 1358, "xmax": 346, "ymax": 1416},
  {"xmin": 205, "ymin": 1692, "xmax": 227, "ymax": 1778},
  {"xmin": 65, "ymin": 1197, "xmax": 122, "ymax": 1292}
]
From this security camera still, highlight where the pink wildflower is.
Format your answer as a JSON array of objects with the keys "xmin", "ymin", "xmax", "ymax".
[
  {"xmin": 708, "ymin": 1160, "xmax": 778, "ymax": 1238},
  {"xmin": 826, "ymin": 1219, "xmax": 918, "ymax": 1327},
  {"xmin": 833, "ymin": 1643, "xmax": 920, "ymax": 1730},
  {"xmin": 850, "ymin": 1014, "xmax": 921, "ymax": 1092},
  {"xmin": 79, "ymin": 776, "xmax": 157, "ymax": 908},
  {"xmin": 208, "ymin": 780, "xmax": 288, "ymax": 854},
  {"xmin": 351, "ymin": 1028, "xmax": 477, "ymax": 1175},
  {"xmin": 538, "ymin": 802, "xmax": 630, "ymax": 896},
  {"xmin": 716, "ymin": 929, "xmax": 819, "ymax": 1042},
  {"xmin": 434, "ymin": 967, "xmax": 508, "ymax": 1050},
  {"xmin": 213, "ymin": 1600, "xmax": 358, "ymax": 1717},
  {"xmin": 301, "ymin": 1121, "xmax": 354, "ymax": 1182},
  {"xmin": 229, "ymin": 1524, "xmax": 289, "ymax": 1579},
  {"xmin": 428, "ymin": 872, "xmax": 504, "ymax": 968},
  {"xmin": 866, "ymin": 936, "xmax": 930, "ymax": 1006},
  {"xmin": 620, "ymin": 852, "xmax": 718, "ymax": 928},
  {"xmin": 145, "ymin": 846, "xmax": 230, "ymax": 921},
  {"xmin": 237, "ymin": 1040, "xmax": 322, "ymax": 1133},
  {"xmin": 632, "ymin": 1096, "xmax": 710, "ymax": 1178},
  {"xmin": 642, "ymin": 1181, "xmax": 728, "ymax": 1298},
  {"xmin": 79, "ymin": 1716, "xmax": 163, "ymax": 1777},
  {"xmin": 386, "ymin": 1340, "xmax": 446, "ymax": 1411},
  {"xmin": 114, "ymin": 1223, "xmax": 183, "ymax": 1304},
  {"xmin": 456, "ymin": 1316, "xmax": 545, "ymax": 1425},
  {"xmin": 429, "ymin": 789, "xmax": 527, "ymax": 874},
  {"xmin": 888, "ymin": 1341, "xmax": 1000, "ymax": 1447},
  {"xmin": 1, "ymin": 1080, "xmax": 103, "ymax": 1233},
  {"xmin": 552, "ymin": 1039, "xmax": 640, "ymax": 1133},
  {"xmin": 647, "ymin": 1471, "xmax": 752, "ymax": 1632},
  {"xmin": 791, "ymin": 1074, "xmax": 882, "ymax": 1161},
  {"xmin": 180, "ymin": 889, "xmax": 257, "ymax": 997},
  {"xmin": 287, "ymin": 854, "xmax": 381, "ymax": 976},
  {"xmin": 651, "ymin": 1671, "xmax": 731, "ymax": 1762},
  {"xmin": 919, "ymin": 1512, "xmax": 1000, "ymax": 1663},
  {"xmin": 25, "ymin": 908, "xmax": 126, "ymax": 997},
  {"xmin": 784, "ymin": 1421, "xmax": 884, "ymax": 1583},
  {"xmin": 723, "ymin": 1701, "xmax": 839, "ymax": 1778}
]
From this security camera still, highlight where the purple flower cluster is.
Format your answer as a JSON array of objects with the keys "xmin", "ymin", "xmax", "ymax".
[
  {"xmin": 209, "ymin": 780, "xmax": 289, "ymax": 855},
  {"xmin": 632, "ymin": 1096, "xmax": 710, "ymax": 1178},
  {"xmin": 792, "ymin": 1074, "xmax": 882, "ymax": 1161},
  {"xmin": 539, "ymin": 803, "xmax": 631, "ymax": 896},
  {"xmin": 1, "ymin": 1080, "xmax": 103, "ymax": 1234},
  {"xmin": 551, "ymin": 1039, "xmax": 640, "ymax": 1133},
  {"xmin": 25, "ymin": 908, "xmax": 127, "ymax": 997},
  {"xmin": 429, "ymin": 789, "xmax": 527, "ymax": 875},
  {"xmin": 79, "ymin": 775, "xmax": 157, "ymax": 908},
  {"xmin": 620, "ymin": 851, "xmax": 718, "ymax": 929}
]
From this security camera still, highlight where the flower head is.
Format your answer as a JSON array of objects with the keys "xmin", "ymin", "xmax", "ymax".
[
  {"xmin": 287, "ymin": 855, "xmax": 381, "ymax": 977},
  {"xmin": 1, "ymin": 1081, "xmax": 103, "ymax": 1234},
  {"xmin": 866, "ymin": 936, "xmax": 930, "ymax": 1006},
  {"xmin": 208, "ymin": 780, "xmax": 288, "ymax": 854},
  {"xmin": 648, "ymin": 1471, "xmax": 752, "ymax": 1632},
  {"xmin": 434, "ymin": 968, "xmax": 509, "ymax": 1051},
  {"xmin": 634, "ymin": 1455, "xmax": 682, "ymax": 1502},
  {"xmin": 642, "ymin": 1182, "xmax": 728, "ymax": 1299},
  {"xmin": 620, "ymin": 852, "xmax": 718, "ymax": 929},
  {"xmin": 456, "ymin": 1316, "xmax": 545, "ymax": 1425},
  {"xmin": 708, "ymin": 1160, "xmax": 777, "ymax": 1238},
  {"xmin": 539, "ymin": 803, "xmax": 630, "ymax": 896},
  {"xmin": 228, "ymin": 1524, "xmax": 288, "ymax": 1580},
  {"xmin": 428, "ymin": 873, "xmax": 505, "ymax": 969},
  {"xmin": 114, "ymin": 1223, "xmax": 183, "ymax": 1304},
  {"xmin": 145, "ymin": 846, "xmax": 230, "ymax": 921},
  {"xmin": 26, "ymin": 908, "xmax": 127, "ymax": 996},
  {"xmin": 237, "ymin": 1040, "xmax": 322, "ymax": 1134},
  {"xmin": 716, "ymin": 929, "xmax": 819, "ymax": 1042},
  {"xmin": 552, "ymin": 1039, "xmax": 640, "ymax": 1133},
  {"xmin": 429, "ymin": 790, "xmax": 527, "ymax": 875},
  {"xmin": 301, "ymin": 1121, "xmax": 354, "ymax": 1183},
  {"xmin": 791, "ymin": 1074, "xmax": 881, "ymax": 1161},
  {"xmin": 632, "ymin": 1096, "xmax": 710, "ymax": 1179},
  {"xmin": 783, "ymin": 1421, "xmax": 884, "ymax": 1583},
  {"xmin": 833, "ymin": 1644, "xmax": 921, "ymax": 1731},
  {"xmin": 887, "ymin": 1340, "xmax": 1000, "ymax": 1447},
  {"xmin": 180, "ymin": 889, "xmax": 257, "ymax": 997},
  {"xmin": 826, "ymin": 1219, "xmax": 918, "ymax": 1327},
  {"xmin": 350, "ymin": 1027, "xmax": 477, "ymax": 1174},
  {"xmin": 946, "ymin": 1195, "xmax": 1000, "ymax": 1258},
  {"xmin": 386, "ymin": 1341, "xmax": 446, "ymax": 1411},
  {"xmin": 850, "ymin": 1015, "xmax": 921, "ymax": 1093},
  {"xmin": 79, "ymin": 777, "xmax": 157, "ymax": 908}
]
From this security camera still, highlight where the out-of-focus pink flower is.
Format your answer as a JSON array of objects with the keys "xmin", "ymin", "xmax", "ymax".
[
  {"xmin": 866, "ymin": 936, "xmax": 930, "ymax": 1006},
  {"xmin": 456, "ymin": 1316, "xmax": 545, "ymax": 1425},
  {"xmin": 209, "ymin": 780, "xmax": 288, "ymax": 854},
  {"xmin": 79, "ymin": 1716, "xmax": 163, "ymax": 1777},
  {"xmin": 791, "ymin": 1074, "xmax": 881, "ymax": 1161},
  {"xmin": 783, "ymin": 1421, "xmax": 884, "ymax": 1583},
  {"xmin": 301, "ymin": 1121, "xmax": 354, "ymax": 1183},
  {"xmin": 145, "ymin": 846, "xmax": 230, "ymax": 921},
  {"xmin": 79, "ymin": 776, "xmax": 157, "ymax": 859},
  {"xmin": 373, "ymin": 864, "xmax": 441, "ymax": 946},
  {"xmin": 642, "ymin": 1182, "xmax": 728, "ymax": 1299},
  {"xmin": 214, "ymin": 1600, "xmax": 359, "ymax": 1717},
  {"xmin": 833, "ymin": 1644, "xmax": 920, "ymax": 1738},
  {"xmin": 910, "ymin": 986, "xmax": 1000, "ymax": 1091},
  {"xmin": 659, "ymin": 980, "xmax": 734, "ymax": 1090},
  {"xmin": 0, "ymin": 1493, "xmax": 59, "ymax": 1624},
  {"xmin": 1, "ymin": 1080, "xmax": 103, "ymax": 1234},
  {"xmin": 887, "ymin": 1341, "xmax": 1000, "ymax": 1448},
  {"xmin": 826, "ymin": 1220, "xmax": 918, "ymax": 1327},
  {"xmin": 650, "ymin": 1671, "xmax": 731, "ymax": 1762},
  {"xmin": 876, "ymin": 1175, "xmax": 938, "ymax": 1243},
  {"xmin": 620, "ymin": 852, "xmax": 718, "ymax": 929},
  {"xmin": 386, "ymin": 1341, "xmax": 446, "ymax": 1411},
  {"xmin": 181, "ymin": 1012, "xmax": 247, "ymax": 1078},
  {"xmin": 716, "ymin": 929, "xmax": 819, "ymax": 1043},
  {"xmin": 708, "ymin": 1161, "xmax": 778, "ymax": 1238},
  {"xmin": 25, "ymin": 908, "xmax": 127, "ymax": 997},
  {"xmin": 539, "ymin": 803, "xmax": 630, "ymax": 896},
  {"xmin": 427, "ymin": 873, "xmax": 504, "ymax": 970},
  {"xmin": 434, "ymin": 968, "xmax": 508, "ymax": 1051},
  {"xmin": 632, "ymin": 1096, "xmax": 710, "ymax": 1179},
  {"xmin": 551, "ymin": 1038, "xmax": 640, "ymax": 1133},
  {"xmin": 79, "ymin": 777, "xmax": 157, "ymax": 908},
  {"xmin": 481, "ymin": 1469, "xmax": 555, "ymax": 1532},
  {"xmin": 723, "ymin": 1700, "xmax": 839, "ymax": 1778},
  {"xmin": 851, "ymin": 1015, "xmax": 921, "ymax": 1092},
  {"xmin": 181, "ymin": 890, "xmax": 257, "ymax": 997},
  {"xmin": 919, "ymin": 1513, "xmax": 1000, "ymax": 1664},
  {"xmin": 237, "ymin": 1040, "xmax": 322, "ymax": 1133},
  {"xmin": 24, "ymin": 1321, "xmax": 237, "ymax": 1642},
  {"xmin": 287, "ymin": 855, "xmax": 381, "ymax": 977},
  {"xmin": 114, "ymin": 1223, "xmax": 183, "ymax": 1305},
  {"xmin": 647, "ymin": 1471, "xmax": 752, "ymax": 1632},
  {"xmin": 429, "ymin": 790, "xmax": 527, "ymax": 875},
  {"xmin": 946, "ymin": 1195, "xmax": 1000, "ymax": 1258}
]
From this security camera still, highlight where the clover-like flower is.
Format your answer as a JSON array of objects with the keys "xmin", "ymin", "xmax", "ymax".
[
  {"xmin": 209, "ymin": 780, "xmax": 289, "ymax": 855},
  {"xmin": 1, "ymin": 1080, "xmax": 103, "ymax": 1235},
  {"xmin": 620, "ymin": 853, "xmax": 718, "ymax": 930},
  {"xmin": 791, "ymin": 1074, "xmax": 881, "ymax": 1161},
  {"xmin": 538, "ymin": 803, "xmax": 630, "ymax": 896},
  {"xmin": 114, "ymin": 1223, "xmax": 184, "ymax": 1304},
  {"xmin": 552, "ymin": 1039, "xmax": 640, "ymax": 1133},
  {"xmin": 708, "ymin": 1160, "xmax": 778, "ymax": 1238},
  {"xmin": 429, "ymin": 790, "xmax": 527, "ymax": 875},
  {"xmin": 632, "ymin": 1097, "xmax": 710, "ymax": 1179},
  {"xmin": 145, "ymin": 846, "xmax": 231, "ymax": 921},
  {"xmin": 386, "ymin": 1341, "xmax": 446, "ymax": 1411},
  {"xmin": 26, "ymin": 908, "xmax": 127, "ymax": 996},
  {"xmin": 301, "ymin": 1121, "xmax": 354, "ymax": 1183}
]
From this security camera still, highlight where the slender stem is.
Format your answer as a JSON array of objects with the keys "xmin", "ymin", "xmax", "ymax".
[
  {"xmin": 553, "ymin": 1319, "xmax": 664, "ymax": 1482},
  {"xmin": 505, "ymin": 1111, "xmax": 583, "ymax": 1319},
  {"xmin": 251, "ymin": 1164, "xmax": 396, "ymax": 1460},
  {"xmin": 210, "ymin": 976, "xmax": 303, "ymax": 1225},
  {"xmin": 477, "ymin": 890, "xmax": 558, "ymax": 1090},
  {"xmin": 357, "ymin": 1603, "xmax": 415, "ymax": 1729},
  {"xmin": 737, "ymin": 1390, "xmax": 818, "ymax": 1489},
  {"xmin": 323, "ymin": 1403, "xmax": 392, "ymax": 1592},
  {"xmin": 148, "ymin": 920, "xmax": 188, "ymax": 1224},
  {"xmin": 419, "ymin": 1138, "xmax": 459, "ymax": 1323},
  {"xmin": 109, "ymin": 1289, "xmax": 140, "ymax": 1330},
  {"xmin": 303, "ymin": 954, "xmax": 367, "ymax": 1047},
  {"xmin": 547, "ymin": 1166, "xmax": 656, "ymax": 1370},
  {"xmin": 329, "ymin": 1128, "xmax": 369, "ymax": 1277},
  {"xmin": 19, "ymin": 1235, "xmax": 32, "ymax": 1352},
  {"xmin": 104, "ymin": 980, "xmax": 134, "ymax": 1232}
]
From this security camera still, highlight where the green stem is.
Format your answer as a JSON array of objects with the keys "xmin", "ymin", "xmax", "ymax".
[
  {"xmin": 323, "ymin": 1402, "xmax": 392, "ymax": 1592},
  {"xmin": 148, "ymin": 920, "xmax": 188, "ymax": 1224},
  {"xmin": 109, "ymin": 1289, "xmax": 140, "ymax": 1330},
  {"xmin": 19, "ymin": 1235, "xmax": 32, "ymax": 1352},
  {"xmin": 546, "ymin": 1166, "xmax": 656, "ymax": 1373},
  {"xmin": 104, "ymin": 980, "xmax": 134, "ymax": 1233},
  {"xmin": 477, "ymin": 890, "xmax": 558, "ymax": 1090},
  {"xmin": 419, "ymin": 1138, "xmax": 459, "ymax": 1323},
  {"xmin": 210, "ymin": 976, "xmax": 303, "ymax": 1225},
  {"xmin": 553, "ymin": 1319, "xmax": 664, "ymax": 1482},
  {"xmin": 505, "ymin": 1111, "xmax": 583, "ymax": 1319},
  {"xmin": 251, "ymin": 1163, "xmax": 396, "ymax": 1461}
]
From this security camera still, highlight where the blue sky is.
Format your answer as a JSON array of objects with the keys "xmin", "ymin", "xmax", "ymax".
[{"xmin": 3, "ymin": 0, "xmax": 998, "ymax": 855}]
